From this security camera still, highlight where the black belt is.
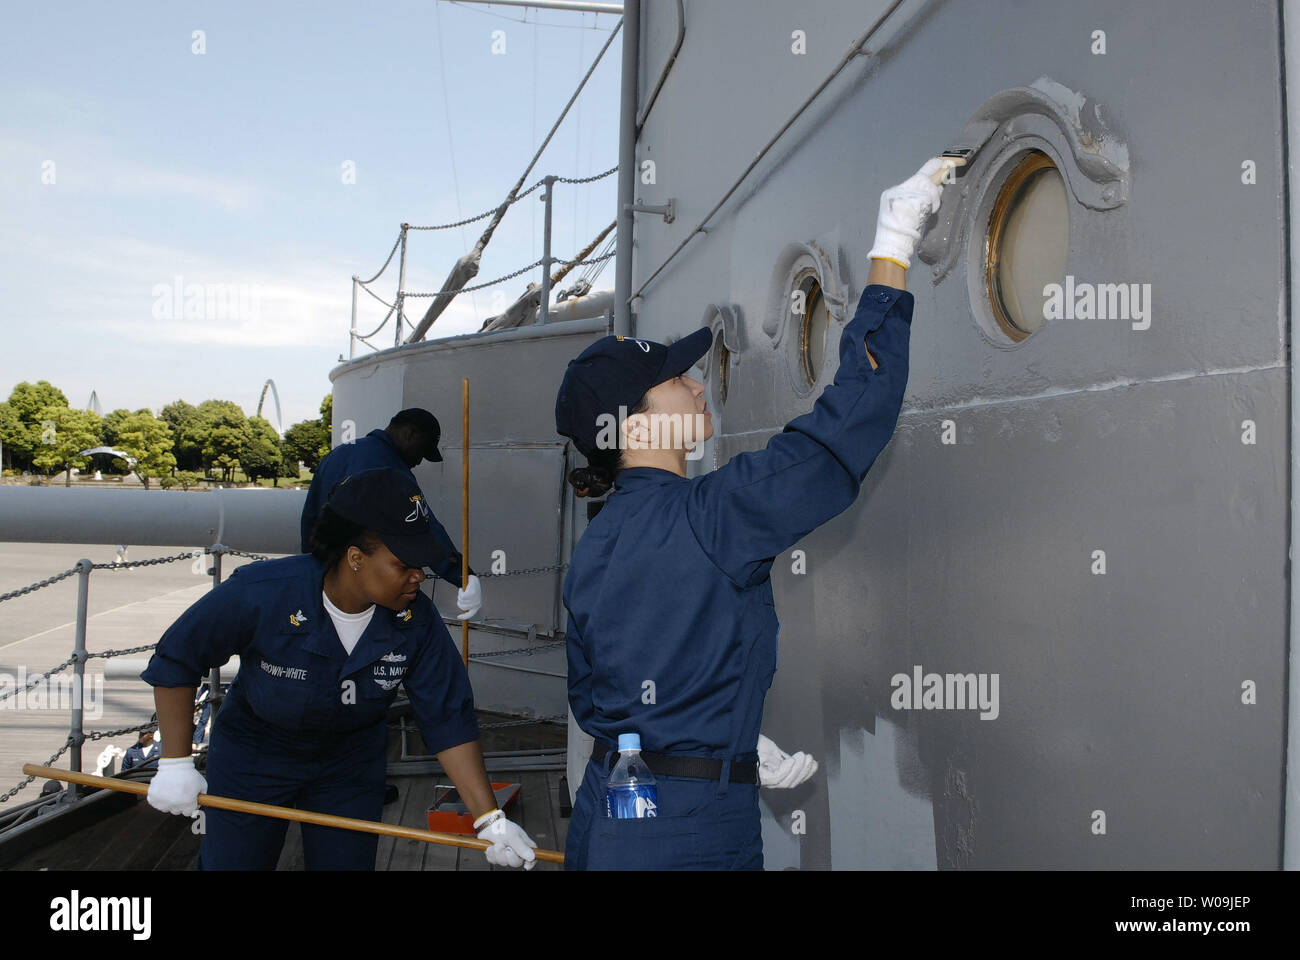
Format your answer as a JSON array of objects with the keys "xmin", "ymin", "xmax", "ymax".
[{"xmin": 592, "ymin": 740, "xmax": 757, "ymax": 785}]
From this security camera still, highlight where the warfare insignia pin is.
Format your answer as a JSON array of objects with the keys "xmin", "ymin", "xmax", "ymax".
[{"xmin": 404, "ymin": 494, "xmax": 430, "ymax": 524}]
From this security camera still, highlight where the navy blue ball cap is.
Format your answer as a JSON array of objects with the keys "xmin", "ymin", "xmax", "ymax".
[
  {"xmin": 327, "ymin": 468, "xmax": 440, "ymax": 570},
  {"xmin": 390, "ymin": 408, "xmax": 443, "ymax": 463},
  {"xmin": 555, "ymin": 328, "xmax": 713, "ymax": 459}
]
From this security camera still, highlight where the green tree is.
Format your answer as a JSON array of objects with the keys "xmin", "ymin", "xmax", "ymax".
[
  {"xmin": 318, "ymin": 393, "xmax": 334, "ymax": 461},
  {"xmin": 100, "ymin": 408, "xmax": 133, "ymax": 448},
  {"xmin": 195, "ymin": 400, "xmax": 251, "ymax": 483},
  {"xmin": 283, "ymin": 419, "xmax": 329, "ymax": 473},
  {"xmin": 116, "ymin": 411, "xmax": 176, "ymax": 490},
  {"xmin": 5, "ymin": 381, "xmax": 70, "ymax": 468},
  {"xmin": 30, "ymin": 404, "xmax": 102, "ymax": 481},
  {"xmin": 278, "ymin": 451, "xmax": 303, "ymax": 484},
  {"xmin": 8, "ymin": 381, "xmax": 69, "ymax": 424},
  {"xmin": 241, "ymin": 416, "xmax": 283, "ymax": 485},
  {"xmin": 0, "ymin": 402, "xmax": 21, "ymax": 470},
  {"xmin": 159, "ymin": 400, "xmax": 202, "ymax": 472},
  {"xmin": 168, "ymin": 470, "xmax": 205, "ymax": 491}
]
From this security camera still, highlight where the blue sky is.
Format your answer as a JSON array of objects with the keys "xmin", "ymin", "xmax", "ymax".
[{"xmin": 0, "ymin": 1, "xmax": 622, "ymax": 430}]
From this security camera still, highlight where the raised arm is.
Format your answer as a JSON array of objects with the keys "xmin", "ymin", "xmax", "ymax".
[
  {"xmin": 685, "ymin": 283, "xmax": 914, "ymax": 588},
  {"xmin": 684, "ymin": 157, "xmax": 954, "ymax": 589}
]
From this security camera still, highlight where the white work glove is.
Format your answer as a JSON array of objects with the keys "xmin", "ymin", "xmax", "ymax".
[
  {"xmin": 456, "ymin": 573, "xmax": 482, "ymax": 621},
  {"xmin": 146, "ymin": 756, "xmax": 206, "ymax": 816},
  {"xmin": 757, "ymin": 734, "xmax": 818, "ymax": 789},
  {"xmin": 475, "ymin": 810, "xmax": 538, "ymax": 870},
  {"xmin": 866, "ymin": 156, "xmax": 962, "ymax": 270}
]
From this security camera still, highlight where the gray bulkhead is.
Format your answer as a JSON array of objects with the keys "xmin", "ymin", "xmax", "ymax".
[
  {"xmin": 331, "ymin": 0, "xmax": 1293, "ymax": 868},
  {"xmin": 628, "ymin": 0, "xmax": 1288, "ymax": 868}
]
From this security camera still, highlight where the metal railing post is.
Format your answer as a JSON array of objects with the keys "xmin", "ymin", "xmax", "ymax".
[
  {"xmin": 68, "ymin": 558, "xmax": 91, "ymax": 798},
  {"xmin": 395, "ymin": 225, "xmax": 409, "ymax": 347},
  {"xmin": 539, "ymin": 176, "xmax": 556, "ymax": 325},
  {"xmin": 349, "ymin": 276, "xmax": 359, "ymax": 360},
  {"xmin": 207, "ymin": 546, "xmax": 224, "ymax": 727}
]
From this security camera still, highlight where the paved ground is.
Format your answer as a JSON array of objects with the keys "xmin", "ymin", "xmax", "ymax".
[{"xmin": 0, "ymin": 542, "xmax": 268, "ymax": 802}]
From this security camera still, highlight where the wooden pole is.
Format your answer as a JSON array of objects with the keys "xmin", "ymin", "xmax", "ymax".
[
  {"xmin": 22, "ymin": 764, "xmax": 564, "ymax": 864},
  {"xmin": 462, "ymin": 377, "xmax": 470, "ymax": 667}
]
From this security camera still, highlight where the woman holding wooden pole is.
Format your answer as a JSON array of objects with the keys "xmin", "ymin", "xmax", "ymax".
[{"xmin": 140, "ymin": 467, "xmax": 537, "ymax": 870}]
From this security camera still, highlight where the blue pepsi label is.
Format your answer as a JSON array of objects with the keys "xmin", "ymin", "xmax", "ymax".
[{"xmin": 606, "ymin": 784, "xmax": 658, "ymax": 819}]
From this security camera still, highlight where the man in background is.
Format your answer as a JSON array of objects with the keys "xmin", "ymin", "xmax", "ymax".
[{"xmin": 301, "ymin": 408, "xmax": 481, "ymax": 619}]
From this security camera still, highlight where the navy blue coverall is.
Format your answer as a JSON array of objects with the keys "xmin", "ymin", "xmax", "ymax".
[
  {"xmin": 562, "ymin": 284, "xmax": 913, "ymax": 870},
  {"xmin": 141, "ymin": 553, "xmax": 479, "ymax": 870},
  {"xmin": 301, "ymin": 429, "xmax": 469, "ymax": 584},
  {"xmin": 120, "ymin": 742, "xmax": 157, "ymax": 771}
]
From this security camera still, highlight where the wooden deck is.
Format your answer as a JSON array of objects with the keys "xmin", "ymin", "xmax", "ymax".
[{"xmin": 3, "ymin": 712, "xmax": 571, "ymax": 871}]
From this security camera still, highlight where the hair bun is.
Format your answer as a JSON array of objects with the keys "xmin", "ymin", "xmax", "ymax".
[{"xmin": 568, "ymin": 462, "xmax": 615, "ymax": 499}]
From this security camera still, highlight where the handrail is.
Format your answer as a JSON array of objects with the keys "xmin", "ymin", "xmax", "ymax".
[
  {"xmin": 0, "ymin": 544, "xmax": 573, "ymax": 807},
  {"xmin": 23, "ymin": 765, "xmax": 565, "ymax": 864}
]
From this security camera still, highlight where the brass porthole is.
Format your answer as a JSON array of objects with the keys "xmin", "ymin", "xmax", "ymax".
[
  {"xmin": 984, "ymin": 150, "xmax": 1069, "ymax": 342},
  {"xmin": 793, "ymin": 271, "xmax": 830, "ymax": 386},
  {"xmin": 716, "ymin": 340, "xmax": 730, "ymax": 405}
]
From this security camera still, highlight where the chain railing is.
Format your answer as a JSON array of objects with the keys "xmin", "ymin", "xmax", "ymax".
[
  {"xmin": 0, "ymin": 546, "xmax": 254, "ymax": 806},
  {"xmin": 0, "ymin": 546, "xmax": 570, "ymax": 810},
  {"xmin": 0, "ymin": 739, "xmax": 73, "ymax": 805},
  {"xmin": 351, "ymin": 165, "xmax": 618, "ymax": 355},
  {"xmin": 479, "ymin": 714, "xmax": 567, "ymax": 730},
  {"xmin": 0, "ymin": 565, "xmax": 82, "ymax": 603},
  {"xmin": 468, "ymin": 563, "xmax": 569, "ymax": 659},
  {"xmin": 470, "ymin": 639, "xmax": 567, "ymax": 661},
  {"xmin": 477, "ymin": 563, "xmax": 569, "ymax": 579}
]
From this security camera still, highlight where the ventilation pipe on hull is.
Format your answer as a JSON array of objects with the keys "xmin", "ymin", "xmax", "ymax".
[
  {"xmin": 614, "ymin": 0, "xmax": 639, "ymax": 337},
  {"xmin": 1281, "ymin": 0, "xmax": 1300, "ymax": 871}
]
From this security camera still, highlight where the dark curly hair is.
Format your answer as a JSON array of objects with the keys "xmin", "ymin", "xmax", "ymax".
[
  {"xmin": 566, "ymin": 392, "xmax": 652, "ymax": 499},
  {"xmin": 306, "ymin": 503, "xmax": 384, "ymax": 569}
]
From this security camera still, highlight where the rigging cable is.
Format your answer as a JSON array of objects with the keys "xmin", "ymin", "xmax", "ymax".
[{"xmin": 432, "ymin": 0, "xmax": 480, "ymax": 321}]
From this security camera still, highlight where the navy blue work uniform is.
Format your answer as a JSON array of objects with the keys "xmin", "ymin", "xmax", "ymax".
[
  {"xmin": 121, "ymin": 742, "xmax": 157, "ymax": 771},
  {"xmin": 141, "ymin": 553, "xmax": 479, "ymax": 870},
  {"xmin": 301, "ymin": 429, "xmax": 469, "ymax": 583},
  {"xmin": 563, "ymin": 284, "xmax": 913, "ymax": 870}
]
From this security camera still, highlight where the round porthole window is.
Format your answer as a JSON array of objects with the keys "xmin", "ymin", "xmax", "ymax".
[
  {"xmin": 792, "ymin": 269, "xmax": 831, "ymax": 387},
  {"xmin": 984, "ymin": 150, "xmax": 1069, "ymax": 341},
  {"xmin": 715, "ymin": 340, "xmax": 730, "ymax": 405}
]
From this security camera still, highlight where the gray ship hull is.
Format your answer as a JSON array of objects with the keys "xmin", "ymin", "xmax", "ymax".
[{"xmin": 329, "ymin": 0, "xmax": 1295, "ymax": 869}]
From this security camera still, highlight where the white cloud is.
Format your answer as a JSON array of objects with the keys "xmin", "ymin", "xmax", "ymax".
[{"xmin": 0, "ymin": 133, "xmax": 259, "ymax": 212}]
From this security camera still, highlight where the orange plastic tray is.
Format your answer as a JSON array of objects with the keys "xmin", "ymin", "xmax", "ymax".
[{"xmin": 426, "ymin": 782, "xmax": 520, "ymax": 836}]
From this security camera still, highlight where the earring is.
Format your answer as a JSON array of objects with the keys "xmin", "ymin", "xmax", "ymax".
[{"xmin": 352, "ymin": 565, "xmax": 358, "ymax": 572}]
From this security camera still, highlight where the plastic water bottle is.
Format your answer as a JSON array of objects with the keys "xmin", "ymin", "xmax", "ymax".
[{"xmin": 605, "ymin": 732, "xmax": 658, "ymax": 818}]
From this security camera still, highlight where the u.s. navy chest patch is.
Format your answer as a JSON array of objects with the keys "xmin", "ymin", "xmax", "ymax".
[{"xmin": 372, "ymin": 652, "xmax": 408, "ymax": 690}]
